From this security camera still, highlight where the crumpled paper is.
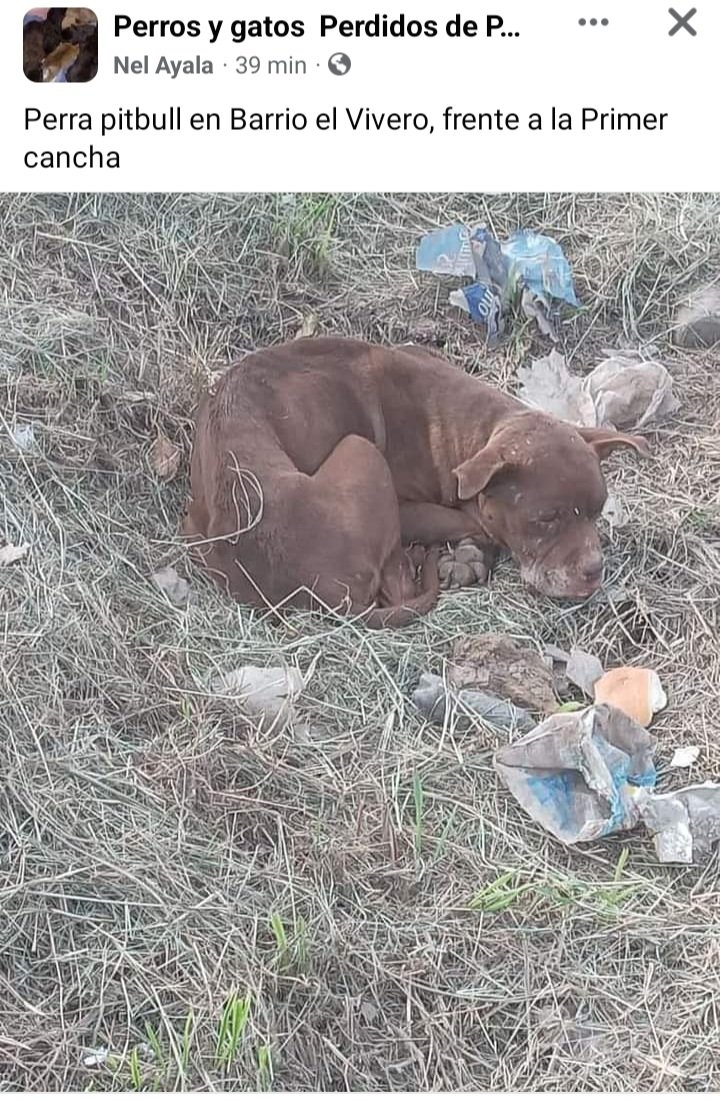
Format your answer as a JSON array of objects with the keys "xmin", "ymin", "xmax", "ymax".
[
  {"xmin": 636, "ymin": 783, "xmax": 720, "ymax": 864},
  {"xmin": 517, "ymin": 350, "xmax": 678, "ymax": 431},
  {"xmin": 565, "ymin": 648, "xmax": 605, "ymax": 697},
  {"xmin": 585, "ymin": 354, "xmax": 679, "ymax": 430},
  {"xmin": 208, "ymin": 664, "xmax": 304, "ymax": 729},
  {"xmin": 517, "ymin": 351, "xmax": 599, "ymax": 425},
  {"xmin": 494, "ymin": 704, "xmax": 657, "ymax": 843},
  {"xmin": 495, "ymin": 703, "xmax": 720, "ymax": 864}
]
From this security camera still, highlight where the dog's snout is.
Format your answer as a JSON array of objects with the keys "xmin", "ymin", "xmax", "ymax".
[{"xmin": 581, "ymin": 556, "xmax": 603, "ymax": 585}]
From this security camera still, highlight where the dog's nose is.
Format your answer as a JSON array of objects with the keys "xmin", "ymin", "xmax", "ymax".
[{"xmin": 582, "ymin": 558, "xmax": 603, "ymax": 585}]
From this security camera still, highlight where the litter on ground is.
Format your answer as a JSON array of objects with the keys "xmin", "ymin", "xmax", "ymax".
[
  {"xmin": 564, "ymin": 648, "xmax": 605, "ymax": 697},
  {"xmin": 494, "ymin": 704, "xmax": 657, "ymax": 845},
  {"xmin": 0, "ymin": 543, "xmax": 30, "ymax": 567},
  {"xmin": 413, "ymin": 672, "xmax": 534, "ymax": 733},
  {"xmin": 593, "ymin": 666, "xmax": 667, "ymax": 728},
  {"xmin": 151, "ymin": 565, "xmax": 190, "ymax": 606},
  {"xmin": 417, "ymin": 222, "xmax": 579, "ymax": 342},
  {"xmin": 669, "ymin": 745, "xmax": 701, "ymax": 769},
  {"xmin": 516, "ymin": 350, "xmax": 678, "ymax": 431},
  {"xmin": 495, "ymin": 698, "xmax": 719, "ymax": 864},
  {"xmin": 637, "ymin": 783, "xmax": 720, "ymax": 864},
  {"xmin": 208, "ymin": 664, "xmax": 304, "ymax": 730}
]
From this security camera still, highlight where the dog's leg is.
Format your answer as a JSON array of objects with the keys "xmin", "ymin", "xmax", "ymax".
[
  {"xmin": 304, "ymin": 435, "xmax": 436, "ymax": 619},
  {"xmin": 399, "ymin": 501, "xmax": 481, "ymax": 544}
]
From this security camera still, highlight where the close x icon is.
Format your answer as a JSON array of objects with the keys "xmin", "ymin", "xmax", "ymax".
[{"xmin": 668, "ymin": 7, "xmax": 698, "ymax": 35}]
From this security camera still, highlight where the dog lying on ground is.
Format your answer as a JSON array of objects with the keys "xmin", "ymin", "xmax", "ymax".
[{"xmin": 183, "ymin": 337, "xmax": 650, "ymax": 626}]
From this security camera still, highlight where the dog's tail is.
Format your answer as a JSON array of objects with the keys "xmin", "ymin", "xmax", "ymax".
[{"xmin": 361, "ymin": 547, "xmax": 441, "ymax": 630}]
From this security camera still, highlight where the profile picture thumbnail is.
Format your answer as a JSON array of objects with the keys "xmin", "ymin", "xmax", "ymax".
[{"xmin": 23, "ymin": 7, "xmax": 98, "ymax": 83}]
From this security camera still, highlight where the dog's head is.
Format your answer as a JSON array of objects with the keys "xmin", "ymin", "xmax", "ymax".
[{"xmin": 453, "ymin": 411, "xmax": 650, "ymax": 598}]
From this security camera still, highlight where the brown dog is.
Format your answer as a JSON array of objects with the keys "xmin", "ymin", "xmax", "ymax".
[{"xmin": 183, "ymin": 337, "xmax": 650, "ymax": 624}]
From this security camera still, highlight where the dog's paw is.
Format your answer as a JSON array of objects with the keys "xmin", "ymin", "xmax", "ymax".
[{"xmin": 438, "ymin": 538, "xmax": 491, "ymax": 591}]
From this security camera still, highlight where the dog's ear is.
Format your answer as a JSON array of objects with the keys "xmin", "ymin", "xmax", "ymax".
[
  {"xmin": 453, "ymin": 443, "xmax": 509, "ymax": 500},
  {"xmin": 578, "ymin": 427, "xmax": 652, "ymax": 460}
]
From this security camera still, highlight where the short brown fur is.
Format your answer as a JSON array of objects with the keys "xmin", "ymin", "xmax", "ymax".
[{"xmin": 183, "ymin": 337, "xmax": 650, "ymax": 624}]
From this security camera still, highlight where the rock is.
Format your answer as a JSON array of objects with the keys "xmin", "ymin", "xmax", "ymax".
[
  {"xmin": 448, "ymin": 633, "xmax": 557, "ymax": 714},
  {"xmin": 673, "ymin": 285, "xmax": 720, "ymax": 349}
]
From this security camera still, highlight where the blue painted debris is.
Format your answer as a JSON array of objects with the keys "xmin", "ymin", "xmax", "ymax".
[
  {"xmin": 502, "ymin": 229, "xmax": 579, "ymax": 308},
  {"xmin": 495, "ymin": 703, "xmax": 720, "ymax": 863},
  {"xmin": 494, "ymin": 704, "xmax": 657, "ymax": 844},
  {"xmin": 415, "ymin": 224, "xmax": 476, "ymax": 278},
  {"xmin": 416, "ymin": 221, "xmax": 579, "ymax": 343},
  {"xmin": 449, "ymin": 283, "xmax": 503, "ymax": 340}
]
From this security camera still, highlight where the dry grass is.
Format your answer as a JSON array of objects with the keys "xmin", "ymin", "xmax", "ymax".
[{"xmin": 1, "ymin": 192, "xmax": 720, "ymax": 1090}]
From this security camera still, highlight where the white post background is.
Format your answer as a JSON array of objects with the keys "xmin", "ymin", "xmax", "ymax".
[{"xmin": 5, "ymin": 0, "xmax": 717, "ymax": 190}]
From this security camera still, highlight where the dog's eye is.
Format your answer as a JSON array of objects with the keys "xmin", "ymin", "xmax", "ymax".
[
  {"xmin": 573, "ymin": 507, "xmax": 581, "ymax": 517},
  {"xmin": 535, "ymin": 512, "xmax": 560, "ymax": 526}
]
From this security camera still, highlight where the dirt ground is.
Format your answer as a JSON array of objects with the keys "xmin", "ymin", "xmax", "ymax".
[{"xmin": 1, "ymin": 192, "xmax": 719, "ymax": 1090}]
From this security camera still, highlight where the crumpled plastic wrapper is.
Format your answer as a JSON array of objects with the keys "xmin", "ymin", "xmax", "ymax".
[
  {"xmin": 502, "ymin": 229, "xmax": 579, "ymax": 308},
  {"xmin": 517, "ymin": 350, "xmax": 678, "ymax": 431},
  {"xmin": 635, "ymin": 782, "xmax": 720, "ymax": 864},
  {"xmin": 495, "ymin": 703, "xmax": 720, "ymax": 864},
  {"xmin": 516, "ymin": 351, "xmax": 598, "ymax": 425},
  {"xmin": 417, "ymin": 224, "xmax": 578, "ymax": 343},
  {"xmin": 413, "ymin": 672, "xmax": 534, "ymax": 733},
  {"xmin": 585, "ymin": 354, "xmax": 679, "ymax": 430},
  {"xmin": 494, "ymin": 704, "xmax": 657, "ymax": 843}
]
